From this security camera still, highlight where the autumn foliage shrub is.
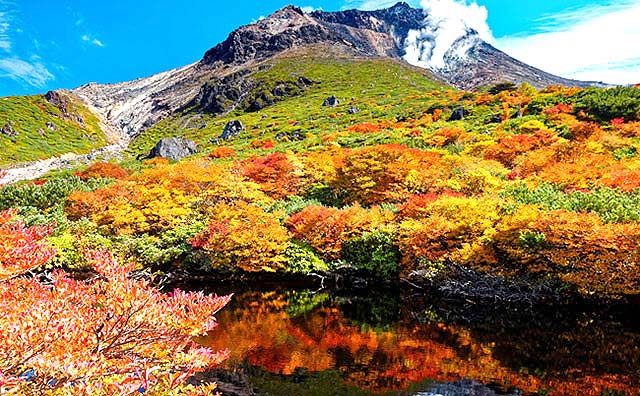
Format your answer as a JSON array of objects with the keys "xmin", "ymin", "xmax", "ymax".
[
  {"xmin": 209, "ymin": 146, "xmax": 236, "ymax": 159},
  {"xmin": 240, "ymin": 152, "xmax": 300, "ymax": 200},
  {"xmin": 332, "ymin": 144, "xmax": 443, "ymax": 205},
  {"xmin": 0, "ymin": 210, "xmax": 230, "ymax": 395},
  {"xmin": 285, "ymin": 204, "xmax": 393, "ymax": 260},
  {"xmin": 346, "ymin": 122, "xmax": 382, "ymax": 134},
  {"xmin": 484, "ymin": 134, "xmax": 542, "ymax": 167},
  {"xmin": 76, "ymin": 161, "xmax": 129, "ymax": 180},
  {"xmin": 191, "ymin": 201, "xmax": 290, "ymax": 272},
  {"xmin": 492, "ymin": 209, "xmax": 640, "ymax": 295}
]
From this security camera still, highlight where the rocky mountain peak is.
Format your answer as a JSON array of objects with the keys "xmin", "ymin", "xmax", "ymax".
[{"xmin": 72, "ymin": 2, "xmax": 604, "ymax": 140}]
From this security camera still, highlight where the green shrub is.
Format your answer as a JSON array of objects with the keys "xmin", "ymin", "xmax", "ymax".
[
  {"xmin": 342, "ymin": 230, "xmax": 400, "ymax": 277},
  {"xmin": 503, "ymin": 182, "xmax": 640, "ymax": 223},
  {"xmin": 0, "ymin": 176, "xmax": 111, "ymax": 210},
  {"xmin": 283, "ymin": 290, "xmax": 329, "ymax": 317},
  {"xmin": 119, "ymin": 222, "xmax": 206, "ymax": 269},
  {"xmin": 573, "ymin": 87, "xmax": 640, "ymax": 121},
  {"xmin": 267, "ymin": 195, "xmax": 322, "ymax": 217},
  {"xmin": 284, "ymin": 240, "xmax": 328, "ymax": 274}
]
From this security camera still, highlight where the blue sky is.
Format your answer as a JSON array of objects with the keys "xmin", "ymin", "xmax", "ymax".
[{"xmin": 1, "ymin": 0, "xmax": 639, "ymax": 96}]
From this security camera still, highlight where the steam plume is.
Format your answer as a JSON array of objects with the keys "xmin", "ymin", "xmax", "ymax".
[{"xmin": 403, "ymin": 0, "xmax": 494, "ymax": 70}]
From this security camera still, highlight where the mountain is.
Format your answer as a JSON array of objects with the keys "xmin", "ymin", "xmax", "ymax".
[
  {"xmin": 1, "ymin": 2, "xmax": 608, "ymax": 169},
  {"xmin": 71, "ymin": 3, "xmax": 603, "ymax": 139}
]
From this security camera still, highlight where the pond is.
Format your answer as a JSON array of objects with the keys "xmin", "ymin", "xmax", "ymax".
[{"xmin": 194, "ymin": 282, "xmax": 640, "ymax": 396}]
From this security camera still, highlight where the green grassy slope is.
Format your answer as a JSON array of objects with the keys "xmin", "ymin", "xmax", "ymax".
[
  {"xmin": 0, "ymin": 92, "xmax": 107, "ymax": 166},
  {"xmin": 127, "ymin": 53, "xmax": 448, "ymax": 158}
]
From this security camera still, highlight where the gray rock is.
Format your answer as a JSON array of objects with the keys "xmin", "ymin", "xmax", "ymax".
[
  {"xmin": 323, "ymin": 95, "xmax": 339, "ymax": 107},
  {"xmin": 449, "ymin": 107, "xmax": 469, "ymax": 121},
  {"xmin": 2, "ymin": 123, "xmax": 17, "ymax": 137},
  {"xmin": 348, "ymin": 106, "xmax": 361, "ymax": 114},
  {"xmin": 148, "ymin": 137, "xmax": 197, "ymax": 161},
  {"xmin": 46, "ymin": 121, "xmax": 58, "ymax": 131},
  {"xmin": 488, "ymin": 114, "xmax": 502, "ymax": 124},
  {"xmin": 219, "ymin": 120, "xmax": 245, "ymax": 140}
]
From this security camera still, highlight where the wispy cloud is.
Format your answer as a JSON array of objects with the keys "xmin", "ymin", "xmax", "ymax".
[
  {"xmin": 81, "ymin": 34, "xmax": 104, "ymax": 47},
  {"xmin": 495, "ymin": 2, "xmax": 640, "ymax": 85},
  {"xmin": 0, "ymin": 1, "xmax": 55, "ymax": 89},
  {"xmin": 0, "ymin": 9, "xmax": 12, "ymax": 51},
  {"xmin": 0, "ymin": 57, "xmax": 54, "ymax": 88}
]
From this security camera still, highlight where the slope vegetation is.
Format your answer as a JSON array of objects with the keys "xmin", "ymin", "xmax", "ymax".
[{"xmin": 0, "ymin": 91, "xmax": 108, "ymax": 166}]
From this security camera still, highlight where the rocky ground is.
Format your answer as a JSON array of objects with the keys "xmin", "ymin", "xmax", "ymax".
[{"xmin": 0, "ymin": 140, "xmax": 127, "ymax": 184}]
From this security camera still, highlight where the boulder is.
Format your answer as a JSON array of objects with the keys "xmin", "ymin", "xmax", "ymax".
[
  {"xmin": 348, "ymin": 106, "xmax": 361, "ymax": 114},
  {"xmin": 219, "ymin": 120, "xmax": 245, "ymax": 140},
  {"xmin": 449, "ymin": 107, "xmax": 469, "ymax": 121},
  {"xmin": 2, "ymin": 123, "xmax": 17, "ymax": 137},
  {"xmin": 46, "ymin": 121, "xmax": 58, "ymax": 131},
  {"xmin": 323, "ymin": 95, "xmax": 339, "ymax": 107},
  {"xmin": 148, "ymin": 137, "xmax": 197, "ymax": 161},
  {"xmin": 488, "ymin": 114, "xmax": 502, "ymax": 124}
]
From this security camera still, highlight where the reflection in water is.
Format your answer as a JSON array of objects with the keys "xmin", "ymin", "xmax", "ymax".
[{"xmin": 198, "ymin": 287, "xmax": 640, "ymax": 395}]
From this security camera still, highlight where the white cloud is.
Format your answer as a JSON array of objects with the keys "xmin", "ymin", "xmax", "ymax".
[
  {"xmin": 0, "ymin": 11, "xmax": 11, "ymax": 51},
  {"xmin": 0, "ymin": 57, "xmax": 54, "ymax": 88},
  {"xmin": 81, "ymin": 33, "xmax": 105, "ymax": 47},
  {"xmin": 495, "ymin": 2, "xmax": 640, "ymax": 85}
]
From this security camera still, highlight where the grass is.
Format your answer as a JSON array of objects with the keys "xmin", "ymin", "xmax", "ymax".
[{"xmin": 0, "ymin": 93, "xmax": 107, "ymax": 167}]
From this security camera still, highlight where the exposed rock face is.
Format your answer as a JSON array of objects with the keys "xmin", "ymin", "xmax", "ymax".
[
  {"xmin": 44, "ymin": 90, "xmax": 70, "ymax": 114},
  {"xmin": 193, "ymin": 69, "xmax": 314, "ymax": 114},
  {"xmin": 148, "ymin": 137, "xmax": 197, "ymax": 160},
  {"xmin": 219, "ymin": 120, "xmax": 245, "ymax": 140}
]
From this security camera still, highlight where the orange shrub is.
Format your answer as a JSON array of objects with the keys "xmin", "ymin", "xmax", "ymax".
[
  {"xmin": 484, "ymin": 134, "xmax": 541, "ymax": 167},
  {"xmin": 286, "ymin": 205, "xmax": 392, "ymax": 260},
  {"xmin": 333, "ymin": 144, "xmax": 443, "ymax": 205},
  {"xmin": 346, "ymin": 122, "xmax": 382, "ymax": 134},
  {"xmin": 570, "ymin": 121, "xmax": 602, "ymax": 141},
  {"xmin": 76, "ymin": 162, "xmax": 129, "ymax": 180},
  {"xmin": 209, "ymin": 146, "xmax": 236, "ymax": 158},
  {"xmin": 240, "ymin": 152, "xmax": 300, "ymax": 200}
]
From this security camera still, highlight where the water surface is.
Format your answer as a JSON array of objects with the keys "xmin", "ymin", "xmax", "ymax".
[{"xmin": 198, "ymin": 284, "xmax": 640, "ymax": 395}]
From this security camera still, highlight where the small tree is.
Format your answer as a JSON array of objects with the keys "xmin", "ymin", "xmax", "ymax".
[{"xmin": 0, "ymin": 209, "xmax": 230, "ymax": 395}]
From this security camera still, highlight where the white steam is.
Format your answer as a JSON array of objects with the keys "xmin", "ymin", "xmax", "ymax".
[{"xmin": 403, "ymin": 0, "xmax": 494, "ymax": 70}]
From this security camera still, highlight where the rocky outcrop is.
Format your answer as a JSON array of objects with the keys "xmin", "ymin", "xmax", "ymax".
[
  {"xmin": 219, "ymin": 120, "xmax": 245, "ymax": 140},
  {"xmin": 449, "ymin": 107, "xmax": 468, "ymax": 121},
  {"xmin": 193, "ymin": 69, "xmax": 314, "ymax": 115},
  {"xmin": 148, "ymin": 137, "xmax": 197, "ymax": 161},
  {"xmin": 323, "ymin": 95, "xmax": 339, "ymax": 107}
]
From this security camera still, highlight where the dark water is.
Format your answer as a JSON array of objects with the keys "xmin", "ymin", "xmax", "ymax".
[{"xmin": 196, "ymin": 283, "xmax": 640, "ymax": 396}]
